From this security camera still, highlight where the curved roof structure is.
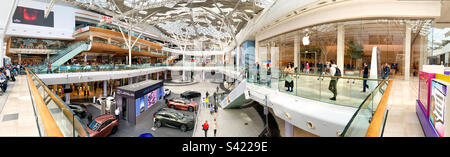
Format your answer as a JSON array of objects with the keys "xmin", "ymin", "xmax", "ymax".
[{"xmin": 63, "ymin": 0, "xmax": 276, "ymax": 47}]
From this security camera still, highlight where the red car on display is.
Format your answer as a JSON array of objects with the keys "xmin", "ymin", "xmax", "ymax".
[
  {"xmin": 167, "ymin": 98, "xmax": 197, "ymax": 112},
  {"xmin": 86, "ymin": 114, "xmax": 119, "ymax": 137}
]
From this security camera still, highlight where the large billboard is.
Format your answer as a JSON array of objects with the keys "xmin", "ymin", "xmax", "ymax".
[{"xmin": 12, "ymin": 6, "xmax": 54, "ymax": 27}]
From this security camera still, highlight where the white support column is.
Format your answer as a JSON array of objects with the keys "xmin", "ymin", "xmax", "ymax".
[
  {"xmin": 285, "ymin": 121, "xmax": 293, "ymax": 137},
  {"xmin": 255, "ymin": 41, "xmax": 259, "ymax": 65},
  {"xmin": 157, "ymin": 72, "xmax": 159, "ymax": 80},
  {"xmin": 164, "ymin": 71, "xmax": 167, "ymax": 80},
  {"xmin": 337, "ymin": 24, "xmax": 345, "ymax": 75},
  {"xmin": 0, "ymin": 35, "xmax": 4, "ymax": 68},
  {"xmin": 294, "ymin": 35, "xmax": 300, "ymax": 69},
  {"xmin": 18, "ymin": 54, "xmax": 22, "ymax": 65},
  {"xmin": 103, "ymin": 80, "xmax": 107, "ymax": 97},
  {"xmin": 405, "ymin": 24, "xmax": 412, "ymax": 80},
  {"xmin": 65, "ymin": 84, "xmax": 70, "ymax": 104},
  {"xmin": 107, "ymin": 38, "xmax": 111, "ymax": 44},
  {"xmin": 202, "ymin": 71, "xmax": 205, "ymax": 81},
  {"xmin": 129, "ymin": 77, "xmax": 133, "ymax": 85},
  {"xmin": 236, "ymin": 46, "xmax": 240, "ymax": 68},
  {"xmin": 145, "ymin": 74, "xmax": 148, "ymax": 80}
]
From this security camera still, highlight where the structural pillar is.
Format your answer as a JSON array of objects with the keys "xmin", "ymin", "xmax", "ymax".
[
  {"xmin": 103, "ymin": 80, "xmax": 107, "ymax": 97},
  {"xmin": 202, "ymin": 71, "xmax": 205, "ymax": 81},
  {"xmin": 236, "ymin": 46, "xmax": 241, "ymax": 69},
  {"xmin": 145, "ymin": 74, "xmax": 148, "ymax": 80},
  {"xmin": 294, "ymin": 35, "xmax": 300, "ymax": 69},
  {"xmin": 164, "ymin": 71, "xmax": 167, "ymax": 80},
  {"xmin": 404, "ymin": 24, "xmax": 412, "ymax": 80},
  {"xmin": 0, "ymin": 36, "xmax": 4, "ymax": 68},
  {"xmin": 157, "ymin": 72, "xmax": 159, "ymax": 80},
  {"xmin": 129, "ymin": 77, "xmax": 133, "ymax": 84},
  {"xmin": 18, "ymin": 54, "xmax": 21, "ymax": 65},
  {"xmin": 285, "ymin": 121, "xmax": 293, "ymax": 137},
  {"xmin": 65, "ymin": 84, "xmax": 70, "ymax": 104},
  {"xmin": 337, "ymin": 24, "xmax": 345, "ymax": 75}
]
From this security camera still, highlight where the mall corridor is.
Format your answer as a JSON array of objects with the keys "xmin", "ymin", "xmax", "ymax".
[{"xmin": 0, "ymin": 75, "xmax": 39, "ymax": 136}]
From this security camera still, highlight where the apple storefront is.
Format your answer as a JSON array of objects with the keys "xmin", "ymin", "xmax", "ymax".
[{"xmin": 115, "ymin": 80, "xmax": 164, "ymax": 125}]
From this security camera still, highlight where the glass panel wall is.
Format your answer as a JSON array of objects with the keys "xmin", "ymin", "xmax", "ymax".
[{"xmin": 253, "ymin": 18, "xmax": 431, "ymax": 107}]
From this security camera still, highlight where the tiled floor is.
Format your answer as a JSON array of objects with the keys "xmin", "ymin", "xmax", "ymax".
[
  {"xmin": 383, "ymin": 77, "xmax": 424, "ymax": 137},
  {"xmin": 0, "ymin": 75, "xmax": 40, "ymax": 137}
]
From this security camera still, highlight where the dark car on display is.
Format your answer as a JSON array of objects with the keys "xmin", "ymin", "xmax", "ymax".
[
  {"xmin": 167, "ymin": 97, "xmax": 197, "ymax": 112},
  {"xmin": 87, "ymin": 114, "xmax": 119, "ymax": 137},
  {"xmin": 153, "ymin": 108, "xmax": 194, "ymax": 132},
  {"xmin": 69, "ymin": 104, "xmax": 87, "ymax": 118},
  {"xmin": 180, "ymin": 91, "xmax": 201, "ymax": 99}
]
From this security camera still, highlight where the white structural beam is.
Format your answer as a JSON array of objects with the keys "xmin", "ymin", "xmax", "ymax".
[{"xmin": 44, "ymin": 0, "xmax": 55, "ymax": 19}]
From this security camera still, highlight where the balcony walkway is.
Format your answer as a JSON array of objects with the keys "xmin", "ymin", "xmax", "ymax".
[{"xmin": 0, "ymin": 75, "xmax": 39, "ymax": 136}]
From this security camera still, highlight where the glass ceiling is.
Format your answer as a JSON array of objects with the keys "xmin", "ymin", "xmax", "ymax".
[{"xmin": 69, "ymin": 0, "xmax": 276, "ymax": 47}]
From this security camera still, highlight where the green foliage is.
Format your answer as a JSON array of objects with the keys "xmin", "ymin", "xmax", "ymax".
[{"xmin": 346, "ymin": 40, "xmax": 363, "ymax": 59}]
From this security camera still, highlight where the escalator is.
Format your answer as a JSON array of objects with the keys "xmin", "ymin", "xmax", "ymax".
[
  {"xmin": 219, "ymin": 72, "xmax": 251, "ymax": 109},
  {"xmin": 39, "ymin": 40, "xmax": 91, "ymax": 73}
]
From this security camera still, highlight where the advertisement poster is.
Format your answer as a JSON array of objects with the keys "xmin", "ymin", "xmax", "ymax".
[
  {"xmin": 147, "ymin": 90, "xmax": 157, "ymax": 109},
  {"xmin": 430, "ymin": 80, "xmax": 447, "ymax": 137},
  {"xmin": 12, "ymin": 6, "xmax": 54, "ymax": 27},
  {"xmin": 135, "ymin": 96, "xmax": 147, "ymax": 117},
  {"xmin": 419, "ymin": 72, "xmax": 435, "ymax": 116},
  {"xmin": 157, "ymin": 88, "xmax": 163, "ymax": 100}
]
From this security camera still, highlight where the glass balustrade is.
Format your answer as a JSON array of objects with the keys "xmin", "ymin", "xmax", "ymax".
[
  {"xmin": 340, "ymin": 80, "xmax": 390, "ymax": 137},
  {"xmin": 27, "ymin": 68, "xmax": 90, "ymax": 137}
]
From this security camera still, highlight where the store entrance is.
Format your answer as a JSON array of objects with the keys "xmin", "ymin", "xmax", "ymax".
[
  {"xmin": 122, "ymin": 97, "xmax": 127, "ymax": 120},
  {"xmin": 300, "ymin": 51, "xmax": 318, "ymax": 74}
]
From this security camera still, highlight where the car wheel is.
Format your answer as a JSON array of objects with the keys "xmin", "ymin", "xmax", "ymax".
[
  {"xmin": 188, "ymin": 107, "xmax": 194, "ymax": 112},
  {"xmin": 170, "ymin": 105, "xmax": 175, "ymax": 109},
  {"xmin": 111, "ymin": 126, "xmax": 118, "ymax": 134},
  {"xmin": 155, "ymin": 120, "xmax": 162, "ymax": 128},
  {"xmin": 180, "ymin": 125, "xmax": 187, "ymax": 132}
]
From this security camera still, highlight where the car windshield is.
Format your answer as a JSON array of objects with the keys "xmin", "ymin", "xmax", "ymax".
[
  {"xmin": 88, "ymin": 120, "xmax": 101, "ymax": 131},
  {"xmin": 174, "ymin": 113, "xmax": 184, "ymax": 119}
]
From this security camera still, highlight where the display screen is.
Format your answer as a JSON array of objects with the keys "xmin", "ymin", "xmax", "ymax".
[
  {"xmin": 135, "ymin": 96, "xmax": 147, "ymax": 116},
  {"xmin": 430, "ymin": 80, "xmax": 447, "ymax": 137},
  {"xmin": 12, "ymin": 6, "xmax": 54, "ymax": 27},
  {"xmin": 147, "ymin": 90, "xmax": 157, "ymax": 109}
]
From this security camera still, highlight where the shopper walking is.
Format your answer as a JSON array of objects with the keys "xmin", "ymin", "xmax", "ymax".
[
  {"xmin": 362, "ymin": 62, "xmax": 369, "ymax": 92},
  {"xmin": 382, "ymin": 63, "xmax": 390, "ymax": 79},
  {"xmin": 202, "ymin": 120, "xmax": 209, "ymax": 137},
  {"xmin": 213, "ymin": 119, "xmax": 218, "ymax": 137},
  {"xmin": 47, "ymin": 62, "xmax": 51, "ymax": 74},
  {"xmin": 328, "ymin": 60, "xmax": 340, "ymax": 101},
  {"xmin": 306, "ymin": 62, "xmax": 310, "ymax": 74}
]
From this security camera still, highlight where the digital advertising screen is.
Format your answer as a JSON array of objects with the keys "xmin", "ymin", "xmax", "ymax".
[
  {"xmin": 157, "ymin": 88, "xmax": 163, "ymax": 100},
  {"xmin": 12, "ymin": 6, "xmax": 54, "ymax": 27},
  {"xmin": 430, "ymin": 79, "xmax": 447, "ymax": 137},
  {"xmin": 136, "ymin": 96, "xmax": 147, "ymax": 117},
  {"xmin": 147, "ymin": 90, "xmax": 157, "ymax": 109}
]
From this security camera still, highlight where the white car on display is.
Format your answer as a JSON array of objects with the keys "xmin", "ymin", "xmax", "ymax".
[
  {"xmin": 97, "ymin": 96, "xmax": 115, "ymax": 104},
  {"xmin": 164, "ymin": 88, "xmax": 171, "ymax": 97}
]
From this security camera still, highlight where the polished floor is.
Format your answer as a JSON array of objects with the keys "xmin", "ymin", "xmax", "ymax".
[
  {"xmin": 383, "ymin": 77, "xmax": 424, "ymax": 137},
  {"xmin": 0, "ymin": 75, "xmax": 39, "ymax": 136}
]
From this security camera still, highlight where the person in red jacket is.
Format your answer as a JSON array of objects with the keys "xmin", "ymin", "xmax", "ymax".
[{"xmin": 202, "ymin": 120, "xmax": 209, "ymax": 137}]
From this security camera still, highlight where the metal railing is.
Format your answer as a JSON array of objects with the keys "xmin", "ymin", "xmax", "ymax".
[
  {"xmin": 340, "ymin": 79, "xmax": 393, "ymax": 137},
  {"xmin": 26, "ymin": 68, "xmax": 90, "ymax": 137}
]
